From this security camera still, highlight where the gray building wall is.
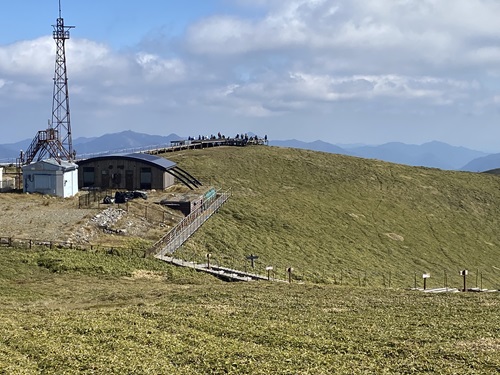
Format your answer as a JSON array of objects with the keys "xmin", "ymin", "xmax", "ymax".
[
  {"xmin": 22, "ymin": 160, "xmax": 79, "ymax": 198},
  {"xmin": 78, "ymin": 158, "xmax": 174, "ymax": 190}
]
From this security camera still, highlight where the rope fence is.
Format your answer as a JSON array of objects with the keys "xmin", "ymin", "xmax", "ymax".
[
  {"xmin": 164, "ymin": 249, "xmax": 500, "ymax": 289},
  {"xmin": 0, "ymin": 236, "xmax": 147, "ymax": 258},
  {"xmin": 78, "ymin": 189, "xmax": 178, "ymax": 225},
  {"xmin": 2, "ymin": 233, "xmax": 498, "ymax": 290}
]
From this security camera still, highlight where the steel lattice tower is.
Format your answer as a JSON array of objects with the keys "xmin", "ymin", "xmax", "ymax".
[
  {"xmin": 18, "ymin": 0, "xmax": 75, "ymax": 165},
  {"xmin": 51, "ymin": 0, "xmax": 74, "ymax": 160}
]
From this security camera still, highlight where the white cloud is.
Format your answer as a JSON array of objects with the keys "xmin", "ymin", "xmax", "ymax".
[
  {"xmin": 135, "ymin": 53, "xmax": 187, "ymax": 83},
  {"xmin": 2, "ymin": 0, "xmax": 500, "ymax": 150},
  {"xmin": 0, "ymin": 37, "xmax": 53, "ymax": 77}
]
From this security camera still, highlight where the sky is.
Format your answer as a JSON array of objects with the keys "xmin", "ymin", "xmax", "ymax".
[{"xmin": 2, "ymin": 1, "xmax": 500, "ymax": 151}]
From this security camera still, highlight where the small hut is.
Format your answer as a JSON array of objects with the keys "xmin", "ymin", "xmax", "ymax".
[{"xmin": 22, "ymin": 159, "xmax": 79, "ymax": 198}]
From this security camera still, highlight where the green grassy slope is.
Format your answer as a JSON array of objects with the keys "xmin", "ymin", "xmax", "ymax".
[
  {"xmin": 167, "ymin": 146, "xmax": 500, "ymax": 288},
  {"xmin": 2, "ymin": 146, "xmax": 500, "ymax": 374},
  {"xmin": 0, "ymin": 248, "xmax": 499, "ymax": 374}
]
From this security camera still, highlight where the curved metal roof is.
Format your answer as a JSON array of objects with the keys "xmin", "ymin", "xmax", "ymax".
[{"xmin": 78, "ymin": 153, "xmax": 176, "ymax": 170}]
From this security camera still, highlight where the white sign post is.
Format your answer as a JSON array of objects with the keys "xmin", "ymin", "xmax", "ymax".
[{"xmin": 422, "ymin": 273, "xmax": 431, "ymax": 290}]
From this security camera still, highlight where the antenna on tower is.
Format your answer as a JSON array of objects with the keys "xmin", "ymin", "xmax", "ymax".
[
  {"xmin": 51, "ymin": 0, "xmax": 75, "ymax": 160},
  {"xmin": 17, "ymin": 0, "xmax": 76, "ymax": 166}
]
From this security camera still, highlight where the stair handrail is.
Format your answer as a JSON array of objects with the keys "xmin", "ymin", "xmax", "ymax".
[{"xmin": 151, "ymin": 188, "xmax": 231, "ymax": 256}]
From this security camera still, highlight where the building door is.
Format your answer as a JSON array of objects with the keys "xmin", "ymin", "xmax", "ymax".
[
  {"xmin": 82, "ymin": 167, "xmax": 95, "ymax": 188},
  {"xmin": 125, "ymin": 170, "xmax": 134, "ymax": 190},
  {"xmin": 101, "ymin": 170, "xmax": 109, "ymax": 189},
  {"xmin": 140, "ymin": 168, "xmax": 152, "ymax": 190}
]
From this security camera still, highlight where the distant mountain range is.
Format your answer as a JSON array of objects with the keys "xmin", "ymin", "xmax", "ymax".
[
  {"xmin": 1, "ymin": 130, "xmax": 499, "ymax": 172},
  {"xmin": 270, "ymin": 139, "xmax": 491, "ymax": 171},
  {"xmin": 0, "ymin": 130, "xmax": 181, "ymax": 162}
]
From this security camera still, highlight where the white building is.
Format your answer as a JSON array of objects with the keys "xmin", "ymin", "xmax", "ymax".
[{"xmin": 22, "ymin": 159, "xmax": 79, "ymax": 198}]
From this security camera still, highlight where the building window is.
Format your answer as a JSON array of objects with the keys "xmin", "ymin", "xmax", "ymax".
[
  {"xmin": 82, "ymin": 167, "xmax": 95, "ymax": 187},
  {"xmin": 140, "ymin": 167, "xmax": 152, "ymax": 190}
]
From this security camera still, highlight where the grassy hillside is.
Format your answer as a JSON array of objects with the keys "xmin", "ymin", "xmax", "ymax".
[
  {"xmin": 166, "ymin": 146, "xmax": 500, "ymax": 289},
  {"xmin": 1, "ymin": 247, "xmax": 499, "ymax": 374},
  {"xmin": 2, "ymin": 145, "xmax": 500, "ymax": 374}
]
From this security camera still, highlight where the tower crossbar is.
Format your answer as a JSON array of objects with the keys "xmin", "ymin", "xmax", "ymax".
[{"xmin": 18, "ymin": 0, "xmax": 75, "ymax": 166}]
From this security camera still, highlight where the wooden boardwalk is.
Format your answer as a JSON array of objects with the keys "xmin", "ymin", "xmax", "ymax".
[
  {"xmin": 151, "ymin": 188, "xmax": 287, "ymax": 282},
  {"xmin": 72, "ymin": 137, "xmax": 268, "ymax": 162},
  {"xmin": 150, "ymin": 190, "xmax": 231, "ymax": 256},
  {"xmin": 155, "ymin": 255, "xmax": 284, "ymax": 282},
  {"xmin": 411, "ymin": 287, "xmax": 498, "ymax": 293},
  {"xmin": 147, "ymin": 138, "xmax": 267, "ymax": 156}
]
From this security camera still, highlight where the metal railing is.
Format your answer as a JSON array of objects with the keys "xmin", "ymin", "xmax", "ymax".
[{"xmin": 151, "ymin": 189, "xmax": 231, "ymax": 256}]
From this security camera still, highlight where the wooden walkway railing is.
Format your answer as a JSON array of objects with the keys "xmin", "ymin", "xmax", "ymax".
[
  {"xmin": 155, "ymin": 254, "xmax": 286, "ymax": 282},
  {"xmin": 150, "ymin": 189, "xmax": 231, "ymax": 256}
]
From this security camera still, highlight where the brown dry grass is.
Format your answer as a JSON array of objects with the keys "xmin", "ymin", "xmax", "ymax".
[
  {"xmin": 0, "ymin": 193, "xmax": 95, "ymax": 241},
  {"xmin": 0, "ymin": 188, "xmax": 186, "ymax": 247}
]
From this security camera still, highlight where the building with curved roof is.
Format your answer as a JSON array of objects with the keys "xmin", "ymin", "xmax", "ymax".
[{"xmin": 77, "ymin": 153, "xmax": 201, "ymax": 191}]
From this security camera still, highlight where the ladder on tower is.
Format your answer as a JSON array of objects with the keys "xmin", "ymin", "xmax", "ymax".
[{"xmin": 18, "ymin": 128, "xmax": 69, "ymax": 166}]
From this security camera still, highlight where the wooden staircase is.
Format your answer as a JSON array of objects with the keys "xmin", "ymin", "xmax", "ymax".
[
  {"xmin": 151, "ymin": 189, "xmax": 231, "ymax": 257},
  {"xmin": 152, "ymin": 189, "xmax": 288, "ymax": 283}
]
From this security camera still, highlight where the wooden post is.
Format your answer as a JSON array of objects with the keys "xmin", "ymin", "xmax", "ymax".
[
  {"xmin": 246, "ymin": 254, "xmax": 259, "ymax": 269},
  {"xmin": 287, "ymin": 267, "xmax": 294, "ymax": 283},
  {"xmin": 266, "ymin": 266, "xmax": 273, "ymax": 281},
  {"xmin": 423, "ymin": 273, "xmax": 430, "ymax": 290},
  {"xmin": 461, "ymin": 270, "xmax": 468, "ymax": 292}
]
